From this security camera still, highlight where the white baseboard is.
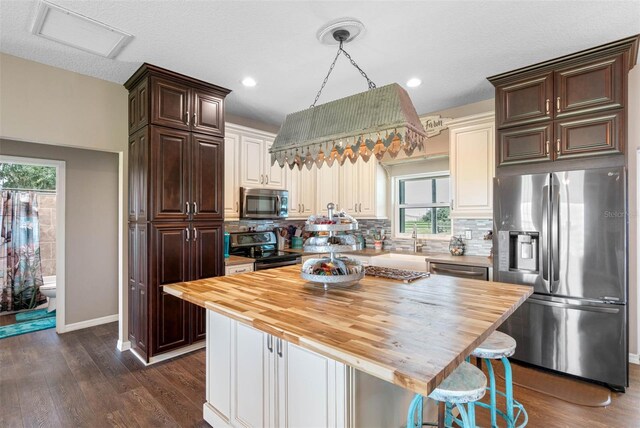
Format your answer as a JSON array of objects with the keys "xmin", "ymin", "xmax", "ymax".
[
  {"xmin": 60, "ymin": 314, "xmax": 119, "ymax": 333},
  {"xmin": 148, "ymin": 341, "xmax": 205, "ymax": 364},
  {"xmin": 129, "ymin": 347, "xmax": 150, "ymax": 366},
  {"xmin": 117, "ymin": 340, "xmax": 131, "ymax": 352},
  {"xmin": 630, "ymin": 353, "xmax": 640, "ymax": 365}
]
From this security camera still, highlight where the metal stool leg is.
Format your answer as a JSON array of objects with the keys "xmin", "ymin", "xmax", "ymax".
[
  {"xmin": 502, "ymin": 357, "xmax": 514, "ymax": 427},
  {"xmin": 485, "ymin": 358, "xmax": 497, "ymax": 428},
  {"xmin": 467, "ymin": 402, "xmax": 477, "ymax": 427},
  {"xmin": 455, "ymin": 403, "xmax": 471, "ymax": 428},
  {"xmin": 445, "ymin": 402, "xmax": 453, "ymax": 427},
  {"xmin": 407, "ymin": 394, "xmax": 422, "ymax": 428}
]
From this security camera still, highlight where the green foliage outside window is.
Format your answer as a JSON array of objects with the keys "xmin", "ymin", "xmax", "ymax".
[{"xmin": 0, "ymin": 163, "xmax": 56, "ymax": 191}]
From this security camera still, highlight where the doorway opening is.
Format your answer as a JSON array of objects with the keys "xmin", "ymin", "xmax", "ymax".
[{"xmin": 0, "ymin": 155, "xmax": 65, "ymax": 337}]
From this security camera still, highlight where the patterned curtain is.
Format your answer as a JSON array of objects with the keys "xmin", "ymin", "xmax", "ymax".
[{"xmin": 0, "ymin": 191, "xmax": 45, "ymax": 312}]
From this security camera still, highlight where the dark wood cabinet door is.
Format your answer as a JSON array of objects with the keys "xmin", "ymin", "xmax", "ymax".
[
  {"xmin": 192, "ymin": 88, "xmax": 224, "ymax": 136},
  {"xmin": 191, "ymin": 134, "xmax": 224, "ymax": 221},
  {"xmin": 555, "ymin": 110, "xmax": 623, "ymax": 160},
  {"xmin": 151, "ymin": 223, "xmax": 191, "ymax": 354},
  {"xmin": 190, "ymin": 222, "xmax": 223, "ymax": 342},
  {"xmin": 555, "ymin": 54, "xmax": 623, "ymax": 119},
  {"xmin": 128, "ymin": 224, "xmax": 137, "ymax": 344},
  {"xmin": 128, "ymin": 79, "xmax": 149, "ymax": 133},
  {"xmin": 128, "ymin": 91, "xmax": 138, "ymax": 133},
  {"xmin": 496, "ymin": 72, "xmax": 553, "ymax": 128},
  {"xmin": 497, "ymin": 123, "xmax": 553, "ymax": 166},
  {"xmin": 150, "ymin": 126, "xmax": 190, "ymax": 221},
  {"xmin": 151, "ymin": 77, "xmax": 190, "ymax": 131},
  {"xmin": 136, "ymin": 224, "xmax": 148, "ymax": 353},
  {"xmin": 128, "ymin": 127, "xmax": 149, "ymax": 222}
]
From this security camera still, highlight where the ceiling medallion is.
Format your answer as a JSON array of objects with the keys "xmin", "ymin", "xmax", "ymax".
[{"xmin": 270, "ymin": 19, "xmax": 427, "ymax": 170}]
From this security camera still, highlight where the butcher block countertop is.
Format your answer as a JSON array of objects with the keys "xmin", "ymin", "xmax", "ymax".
[
  {"xmin": 164, "ymin": 265, "xmax": 531, "ymax": 396},
  {"xmin": 224, "ymin": 255, "xmax": 255, "ymax": 266}
]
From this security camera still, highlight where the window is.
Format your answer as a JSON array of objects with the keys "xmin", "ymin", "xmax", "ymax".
[{"xmin": 395, "ymin": 174, "xmax": 451, "ymax": 237}]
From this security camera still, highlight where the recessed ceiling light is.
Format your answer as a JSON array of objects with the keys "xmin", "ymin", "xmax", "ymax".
[
  {"xmin": 406, "ymin": 78, "xmax": 422, "ymax": 88},
  {"xmin": 242, "ymin": 77, "xmax": 257, "ymax": 87},
  {"xmin": 31, "ymin": 0, "xmax": 133, "ymax": 59}
]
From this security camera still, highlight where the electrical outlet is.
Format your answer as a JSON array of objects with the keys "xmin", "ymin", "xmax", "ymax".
[{"xmin": 465, "ymin": 230, "xmax": 473, "ymax": 240}]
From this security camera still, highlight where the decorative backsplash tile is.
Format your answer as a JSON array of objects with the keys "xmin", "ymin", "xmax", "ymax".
[{"xmin": 224, "ymin": 217, "xmax": 494, "ymax": 256}]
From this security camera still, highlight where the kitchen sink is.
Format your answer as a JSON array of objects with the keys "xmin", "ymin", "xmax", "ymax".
[{"xmin": 369, "ymin": 253, "xmax": 427, "ymax": 272}]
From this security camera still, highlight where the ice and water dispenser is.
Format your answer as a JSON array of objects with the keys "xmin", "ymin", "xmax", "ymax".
[{"xmin": 497, "ymin": 231, "xmax": 539, "ymax": 273}]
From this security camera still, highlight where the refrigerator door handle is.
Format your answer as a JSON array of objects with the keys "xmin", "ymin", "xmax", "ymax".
[
  {"xmin": 551, "ymin": 181, "xmax": 560, "ymax": 292},
  {"xmin": 528, "ymin": 296, "xmax": 621, "ymax": 314},
  {"xmin": 541, "ymin": 185, "xmax": 549, "ymax": 282}
]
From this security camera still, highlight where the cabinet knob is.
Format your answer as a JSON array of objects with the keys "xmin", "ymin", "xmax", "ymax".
[
  {"xmin": 185, "ymin": 227, "xmax": 190, "ymax": 242},
  {"xmin": 236, "ymin": 201, "xmax": 239, "ymax": 212},
  {"xmin": 186, "ymin": 202, "xmax": 191, "ymax": 214},
  {"xmin": 260, "ymin": 174, "xmax": 264, "ymax": 184},
  {"xmin": 193, "ymin": 227, "xmax": 198, "ymax": 241},
  {"xmin": 276, "ymin": 337, "xmax": 283, "ymax": 357},
  {"xmin": 556, "ymin": 138, "xmax": 561, "ymax": 154},
  {"xmin": 267, "ymin": 335, "xmax": 273, "ymax": 353},
  {"xmin": 302, "ymin": 203, "xmax": 305, "ymax": 212},
  {"xmin": 193, "ymin": 113, "xmax": 197, "ymax": 126},
  {"xmin": 556, "ymin": 97, "xmax": 561, "ymax": 113},
  {"xmin": 266, "ymin": 175, "xmax": 269, "ymax": 185},
  {"xmin": 193, "ymin": 202, "xmax": 198, "ymax": 214},
  {"xmin": 545, "ymin": 140, "xmax": 550, "ymax": 155},
  {"xmin": 186, "ymin": 111, "xmax": 190, "ymax": 125},
  {"xmin": 545, "ymin": 98, "xmax": 550, "ymax": 115}
]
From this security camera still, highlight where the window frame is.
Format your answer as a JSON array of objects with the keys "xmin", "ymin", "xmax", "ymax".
[{"xmin": 392, "ymin": 171, "xmax": 452, "ymax": 240}]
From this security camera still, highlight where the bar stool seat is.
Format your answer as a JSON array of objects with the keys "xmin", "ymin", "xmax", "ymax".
[
  {"xmin": 407, "ymin": 362, "xmax": 486, "ymax": 428},
  {"xmin": 471, "ymin": 331, "xmax": 516, "ymax": 359}
]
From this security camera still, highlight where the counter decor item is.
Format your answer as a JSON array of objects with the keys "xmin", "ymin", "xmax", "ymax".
[
  {"xmin": 224, "ymin": 232, "xmax": 230, "ymax": 258},
  {"xmin": 302, "ymin": 203, "xmax": 364, "ymax": 290},
  {"xmin": 372, "ymin": 229, "xmax": 386, "ymax": 250},
  {"xmin": 291, "ymin": 236, "xmax": 303, "ymax": 249},
  {"xmin": 364, "ymin": 266, "xmax": 429, "ymax": 283},
  {"xmin": 449, "ymin": 235, "xmax": 465, "ymax": 256}
]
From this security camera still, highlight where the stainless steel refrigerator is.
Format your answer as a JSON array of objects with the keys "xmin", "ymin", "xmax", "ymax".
[{"xmin": 494, "ymin": 166, "xmax": 628, "ymax": 390}]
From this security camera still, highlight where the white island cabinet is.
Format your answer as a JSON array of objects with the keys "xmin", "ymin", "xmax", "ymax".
[{"xmin": 205, "ymin": 311, "xmax": 354, "ymax": 428}]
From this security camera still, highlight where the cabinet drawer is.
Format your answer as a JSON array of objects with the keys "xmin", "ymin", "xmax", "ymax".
[
  {"xmin": 496, "ymin": 72, "xmax": 553, "ymax": 128},
  {"xmin": 429, "ymin": 262, "xmax": 488, "ymax": 281},
  {"xmin": 554, "ymin": 54, "xmax": 623, "ymax": 119},
  {"xmin": 555, "ymin": 110, "xmax": 623, "ymax": 160},
  {"xmin": 225, "ymin": 263, "xmax": 254, "ymax": 275},
  {"xmin": 497, "ymin": 123, "xmax": 553, "ymax": 166}
]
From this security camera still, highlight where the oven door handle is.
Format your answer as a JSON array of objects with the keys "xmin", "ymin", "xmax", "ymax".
[
  {"xmin": 255, "ymin": 258, "xmax": 301, "ymax": 270},
  {"xmin": 275, "ymin": 195, "xmax": 281, "ymax": 215}
]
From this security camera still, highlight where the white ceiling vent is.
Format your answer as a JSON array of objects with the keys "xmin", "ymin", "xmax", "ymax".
[{"xmin": 31, "ymin": 1, "xmax": 133, "ymax": 59}]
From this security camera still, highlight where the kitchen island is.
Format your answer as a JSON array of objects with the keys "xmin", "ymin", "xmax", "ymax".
[{"xmin": 164, "ymin": 265, "xmax": 531, "ymax": 427}]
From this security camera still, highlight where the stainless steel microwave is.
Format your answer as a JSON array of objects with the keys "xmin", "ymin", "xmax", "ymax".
[{"xmin": 240, "ymin": 188, "xmax": 289, "ymax": 219}]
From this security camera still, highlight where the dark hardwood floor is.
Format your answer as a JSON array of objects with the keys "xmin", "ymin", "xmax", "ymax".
[{"xmin": 1, "ymin": 321, "xmax": 639, "ymax": 427}]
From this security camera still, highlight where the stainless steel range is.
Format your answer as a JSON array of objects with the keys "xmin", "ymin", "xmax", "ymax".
[{"xmin": 229, "ymin": 231, "xmax": 301, "ymax": 270}]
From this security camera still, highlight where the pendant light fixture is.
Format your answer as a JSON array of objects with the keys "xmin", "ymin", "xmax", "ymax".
[{"xmin": 270, "ymin": 18, "xmax": 427, "ymax": 170}]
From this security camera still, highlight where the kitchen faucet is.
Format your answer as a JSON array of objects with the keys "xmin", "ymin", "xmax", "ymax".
[{"xmin": 411, "ymin": 224, "xmax": 422, "ymax": 252}]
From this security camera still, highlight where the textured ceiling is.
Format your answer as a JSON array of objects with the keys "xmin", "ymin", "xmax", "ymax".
[{"xmin": 1, "ymin": 1, "xmax": 639, "ymax": 127}]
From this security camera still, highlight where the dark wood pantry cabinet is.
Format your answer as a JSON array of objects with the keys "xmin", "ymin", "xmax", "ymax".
[
  {"xmin": 489, "ymin": 35, "xmax": 638, "ymax": 168},
  {"xmin": 125, "ymin": 64, "xmax": 230, "ymax": 363}
]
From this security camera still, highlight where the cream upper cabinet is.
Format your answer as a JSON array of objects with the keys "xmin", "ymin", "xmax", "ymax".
[
  {"xmin": 287, "ymin": 165, "xmax": 316, "ymax": 218},
  {"xmin": 316, "ymin": 165, "xmax": 341, "ymax": 213},
  {"xmin": 448, "ymin": 112, "xmax": 495, "ymax": 219},
  {"xmin": 224, "ymin": 132, "xmax": 241, "ymax": 219},
  {"xmin": 339, "ymin": 160, "xmax": 387, "ymax": 219},
  {"xmin": 263, "ymin": 138, "xmax": 286, "ymax": 189}
]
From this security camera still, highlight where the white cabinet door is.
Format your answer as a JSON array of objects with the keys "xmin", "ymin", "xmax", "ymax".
[
  {"xmin": 357, "ymin": 160, "xmax": 376, "ymax": 217},
  {"xmin": 287, "ymin": 166, "xmax": 302, "ymax": 218},
  {"xmin": 277, "ymin": 341, "xmax": 348, "ymax": 428},
  {"xmin": 233, "ymin": 322, "xmax": 273, "ymax": 428},
  {"xmin": 263, "ymin": 138, "xmax": 287, "ymax": 189},
  {"xmin": 240, "ymin": 136, "xmax": 264, "ymax": 188},
  {"xmin": 299, "ymin": 165, "xmax": 316, "ymax": 216},
  {"xmin": 207, "ymin": 311, "xmax": 232, "ymax": 425},
  {"xmin": 225, "ymin": 132, "xmax": 241, "ymax": 218},
  {"xmin": 316, "ymin": 165, "xmax": 340, "ymax": 213},
  {"xmin": 449, "ymin": 114, "xmax": 495, "ymax": 218},
  {"xmin": 339, "ymin": 161, "xmax": 359, "ymax": 215}
]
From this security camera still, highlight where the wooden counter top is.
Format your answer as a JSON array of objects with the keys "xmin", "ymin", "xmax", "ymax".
[
  {"xmin": 224, "ymin": 255, "xmax": 255, "ymax": 266},
  {"xmin": 164, "ymin": 266, "xmax": 531, "ymax": 396}
]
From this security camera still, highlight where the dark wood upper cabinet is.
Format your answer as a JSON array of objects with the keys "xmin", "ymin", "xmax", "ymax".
[
  {"xmin": 128, "ymin": 127, "xmax": 148, "ymax": 222},
  {"xmin": 150, "ymin": 126, "xmax": 190, "ymax": 221},
  {"xmin": 193, "ymin": 89, "xmax": 224, "ymax": 136},
  {"xmin": 555, "ymin": 110, "xmax": 623, "ymax": 160},
  {"xmin": 128, "ymin": 78, "xmax": 149, "ymax": 133},
  {"xmin": 151, "ymin": 77, "xmax": 191, "ymax": 131},
  {"xmin": 498, "ymin": 123, "xmax": 552, "ymax": 166},
  {"xmin": 192, "ymin": 134, "xmax": 224, "ymax": 221},
  {"xmin": 496, "ymin": 72, "xmax": 553, "ymax": 128},
  {"xmin": 489, "ymin": 35, "xmax": 638, "ymax": 168}
]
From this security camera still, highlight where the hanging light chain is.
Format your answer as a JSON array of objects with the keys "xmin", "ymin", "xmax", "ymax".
[{"xmin": 310, "ymin": 40, "xmax": 377, "ymax": 108}]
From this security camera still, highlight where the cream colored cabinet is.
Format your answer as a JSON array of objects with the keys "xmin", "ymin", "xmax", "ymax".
[
  {"xmin": 448, "ymin": 113, "xmax": 495, "ymax": 219},
  {"xmin": 204, "ymin": 313, "xmax": 349, "ymax": 428},
  {"xmin": 339, "ymin": 160, "xmax": 387, "ymax": 219},
  {"xmin": 224, "ymin": 132, "xmax": 241, "ymax": 219},
  {"xmin": 316, "ymin": 165, "xmax": 341, "ymax": 212},
  {"xmin": 225, "ymin": 263, "xmax": 254, "ymax": 276},
  {"xmin": 287, "ymin": 165, "xmax": 316, "ymax": 218},
  {"xmin": 238, "ymin": 131, "xmax": 286, "ymax": 190}
]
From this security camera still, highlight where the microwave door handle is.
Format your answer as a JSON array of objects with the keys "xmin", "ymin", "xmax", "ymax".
[{"xmin": 275, "ymin": 195, "xmax": 281, "ymax": 214}]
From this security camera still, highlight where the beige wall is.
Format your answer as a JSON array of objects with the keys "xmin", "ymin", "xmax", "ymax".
[
  {"xmin": 0, "ymin": 140, "xmax": 119, "ymax": 324},
  {"xmin": 627, "ymin": 66, "xmax": 639, "ymax": 357},
  {"xmin": 0, "ymin": 53, "xmax": 128, "ymax": 335}
]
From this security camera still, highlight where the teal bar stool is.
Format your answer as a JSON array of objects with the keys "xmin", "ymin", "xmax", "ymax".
[
  {"xmin": 407, "ymin": 361, "xmax": 486, "ymax": 428},
  {"xmin": 471, "ymin": 331, "xmax": 528, "ymax": 427}
]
